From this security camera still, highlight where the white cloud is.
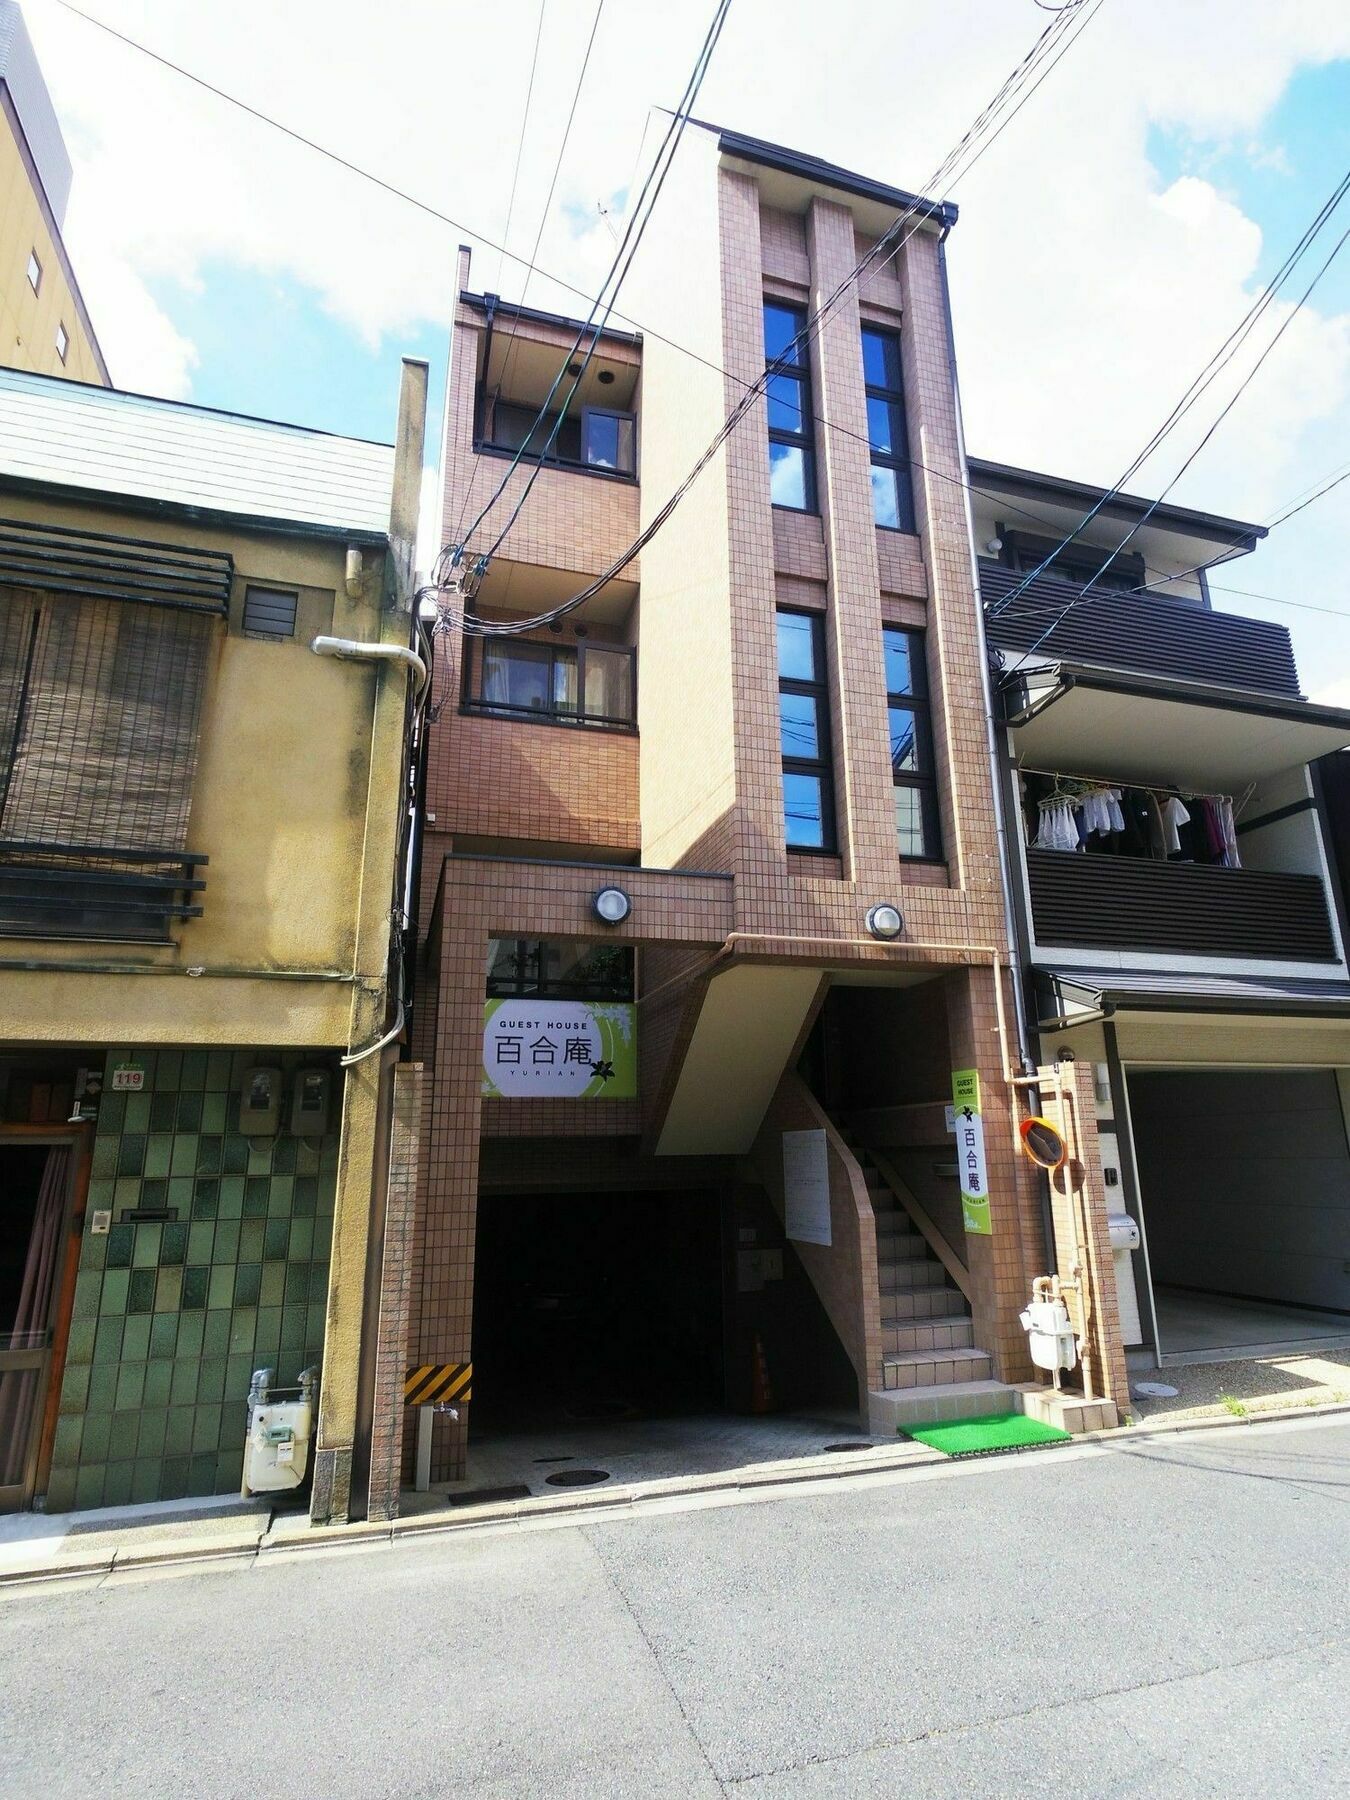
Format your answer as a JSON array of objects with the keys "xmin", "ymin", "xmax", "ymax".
[{"xmin": 18, "ymin": 0, "xmax": 1350, "ymax": 675}]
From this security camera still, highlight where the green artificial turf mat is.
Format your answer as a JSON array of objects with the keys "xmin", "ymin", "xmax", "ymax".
[{"xmin": 902, "ymin": 1411, "xmax": 1071, "ymax": 1457}]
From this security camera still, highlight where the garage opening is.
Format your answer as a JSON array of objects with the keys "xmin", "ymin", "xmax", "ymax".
[
  {"xmin": 471, "ymin": 1187, "xmax": 726, "ymax": 1436},
  {"xmin": 1129, "ymin": 1069, "xmax": 1350, "ymax": 1359},
  {"xmin": 441, "ymin": 1178, "xmax": 862, "ymax": 1501}
]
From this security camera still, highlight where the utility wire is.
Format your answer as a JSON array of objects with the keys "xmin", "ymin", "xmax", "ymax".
[
  {"xmin": 494, "ymin": 0, "xmax": 607, "ymax": 400},
  {"xmin": 451, "ymin": 0, "xmax": 605, "ymax": 555},
  {"xmin": 52, "ymin": 0, "xmax": 1109, "ymax": 587},
  {"xmin": 999, "ymin": 212, "xmax": 1350, "ymax": 676},
  {"xmin": 491, "ymin": 0, "xmax": 547, "ymax": 296},
  {"xmin": 450, "ymin": 0, "xmax": 1104, "ymax": 635},
  {"xmin": 986, "ymin": 158, "xmax": 1350, "ymax": 636},
  {"xmin": 456, "ymin": 0, "xmax": 732, "ymax": 571}
]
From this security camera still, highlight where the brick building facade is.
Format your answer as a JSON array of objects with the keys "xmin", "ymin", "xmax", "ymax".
[{"xmin": 405, "ymin": 124, "xmax": 1119, "ymax": 1488}]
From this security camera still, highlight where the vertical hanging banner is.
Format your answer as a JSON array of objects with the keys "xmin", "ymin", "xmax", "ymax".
[{"xmin": 952, "ymin": 1068, "xmax": 991, "ymax": 1236}]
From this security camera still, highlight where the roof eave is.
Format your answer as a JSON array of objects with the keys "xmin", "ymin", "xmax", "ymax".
[
  {"xmin": 705, "ymin": 121, "xmax": 957, "ymax": 230},
  {"xmin": 0, "ymin": 473, "xmax": 391, "ymax": 547},
  {"xmin": 968, "ymin": 456, "xmax": 1266, "ymax": 550}
]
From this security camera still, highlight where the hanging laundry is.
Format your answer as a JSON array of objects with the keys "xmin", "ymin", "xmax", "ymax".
[
  {"xmin": 1034, "ymin": 795, "xmax": 1080, "ymax": 853},
  {"xmin": 1161, "ymin": 794, "xmax": 1191, "ymax": 858},
  {"xmin": 1215, "ymin": 795, "xmax": 1241, "ymax": 869}
]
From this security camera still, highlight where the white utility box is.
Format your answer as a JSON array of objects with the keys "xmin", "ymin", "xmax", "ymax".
[
  {"xmin": 1019, "ymin": 1292, "xmax": 1078, "ymax": 1373},
  {"xmin": 241, "ymin": 1366, "xmax": 317, "ymax": 1495}
]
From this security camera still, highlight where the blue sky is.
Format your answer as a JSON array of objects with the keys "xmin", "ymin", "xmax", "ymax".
[
  {"xmin": 33, "ymin": 0, "xmax": 1350, "ymax": 692},
  {"xmin": 152, "ymin": 264, "xmax": 448, "ymax": 451}
]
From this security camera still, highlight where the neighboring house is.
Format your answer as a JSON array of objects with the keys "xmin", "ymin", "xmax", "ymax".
[
  {"xmin": 975, "ymin": 460, "xmax": 1350, "ymax": 1368},
  {"xmin": 0, "ymin": 360, "xmax": 427, "ymax": 1521},
  {"xmin": 402, "ymin": 121, "xmax": 1128, "ymax": 1499},
  {"xmin": 0, "ymin": 0, "xmax": 107, "ymax": 385}
]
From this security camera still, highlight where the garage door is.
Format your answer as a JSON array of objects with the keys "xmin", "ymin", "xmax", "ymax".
[{"xmin": 1129, "ymin": 1069, "xmax": 1350, "ymax": 1313}]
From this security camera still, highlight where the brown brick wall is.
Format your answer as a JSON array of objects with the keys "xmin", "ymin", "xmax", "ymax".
[
  {"xmin": 366, "ymin": 1060, "xmax": 424, "ymax": 1523},
  {"xmin": 403, "ymin": 136, "xmax": 1048, "ymax": 1494}
]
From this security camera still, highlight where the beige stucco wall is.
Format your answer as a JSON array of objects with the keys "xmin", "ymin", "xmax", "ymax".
[
  {"xmin": 0, "ymin": 105, "xmax": 105, "ymax": 384},
  {"xmin": 0, "ymin": 490, "xmax": 402, "ymax": 1051}
]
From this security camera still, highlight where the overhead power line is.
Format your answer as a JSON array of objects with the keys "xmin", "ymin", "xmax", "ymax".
[
  {"xmin": 494, "ymin": 0, "xmax": 608, "ymax": 399},
  {"xmin": 47, "ymin": 0, "xmax": 1344, "ymax": 649},
  {"xmin": 451, "ymin": 0, "xmax": 1107, "ymax": 635},
  {"xmin": 990, "ymin": 163, "xmax": 1350, "ymax": 676},
  {"xmin": 490, "ymin": 0, "xmax": 548, "ymax": 297},
  {"xmin": 53, "ymin": 0, "xmax": 1103, "ymax": 572},
  {"xmin": 987, "ymin": 158, "xmax": 1350, "ymax": 635},
  {"xmin": 453, "ymin": 0, "xmax": 732, "ymax": 572}
]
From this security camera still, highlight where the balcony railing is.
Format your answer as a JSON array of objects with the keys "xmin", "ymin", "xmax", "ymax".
[
  {"xmin": 475, "ymin": 399, "xmax": 636, "ymax": 479},
  {"xmin": 0, "ymin": 841, "xmax": 207, "ymax": 941},
  {"xmin": 1026, "ymin": 851, "xmax": 1338, "ymax": 962},
  {"xmin": 981, "ymin": 561, "xmax": 1301, "ymax": 697}
]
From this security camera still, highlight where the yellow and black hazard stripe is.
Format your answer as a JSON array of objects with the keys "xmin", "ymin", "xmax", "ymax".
[{"xmin": 404, "ymin": 1362, "xmax": 473, "ymax": 1406}]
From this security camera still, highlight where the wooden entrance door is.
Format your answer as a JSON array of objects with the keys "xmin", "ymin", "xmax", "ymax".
[{"xmin": 0, "ymin": 1131, "xmax": 81, "ymax": 1512}]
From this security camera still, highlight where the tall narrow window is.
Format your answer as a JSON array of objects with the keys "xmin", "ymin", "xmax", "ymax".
[
  {"xmin": 777, "ymin": 608, "xmax": 833, "ymax": 850},
  {"xmin": 862, "ymin": 328, "xmax": 914, "ymax": 532},
  {"xmin": 884, "ymin": 626, "xmax": 941, "ymax": 860},
  {"xmin": 54, "ymin": 322, "xmax": 69, "ymax": 364},
  {"xmin": 763, "ymin": 301, "xmax": 816, "ymax": 512},
  {"xmin": 25, "ymin": 251, "xmax": 41, "ymax": 294}
]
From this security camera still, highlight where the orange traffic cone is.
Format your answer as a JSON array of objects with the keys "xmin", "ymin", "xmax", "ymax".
[{"xmin": 750, "ymin": 1332, "xmax": 774, "ymax": 1415}]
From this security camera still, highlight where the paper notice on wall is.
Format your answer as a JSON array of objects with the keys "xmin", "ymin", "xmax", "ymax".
[
  {"xmin": 952, "ymin": 1068, "xmax": 991, "ymax": 1236},
  {"xmin": 782, "ymin": 1128, "xmax": 831, "ymax": 1246}
]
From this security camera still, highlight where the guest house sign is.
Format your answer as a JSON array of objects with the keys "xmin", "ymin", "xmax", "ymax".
[{"xmin": 482, "ymin": 1000, "xmax": 637, "ymax": 1098}]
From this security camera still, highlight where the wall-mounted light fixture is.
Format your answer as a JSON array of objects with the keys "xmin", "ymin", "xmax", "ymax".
[
  {"xmin": 593, "ymin": 886, "xmax": 632, "ymax": 926},
  {"xmin": 866, "ymin": 903, "xmax": 904, "ymax": 941}
]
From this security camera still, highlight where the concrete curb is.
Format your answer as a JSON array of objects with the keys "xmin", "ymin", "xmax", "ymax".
[
  {"xmin": 1109, "ymin": 1396, "xmax": 1350, "ymax": 1442},
  {"xmin": 4, "ymin": 1401, "xmax": 1346, "ymax": 1594}
]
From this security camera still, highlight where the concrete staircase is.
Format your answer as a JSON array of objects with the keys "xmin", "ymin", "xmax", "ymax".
[{"xmin": 840, "ymin": 1129, "xmax": 1019, "ymax": 1434}]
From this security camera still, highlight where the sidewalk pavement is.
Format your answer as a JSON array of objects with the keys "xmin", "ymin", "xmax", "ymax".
[{"xmin": 5, "ymin": 1391, "xmax": 1348, "ymax": 1595}]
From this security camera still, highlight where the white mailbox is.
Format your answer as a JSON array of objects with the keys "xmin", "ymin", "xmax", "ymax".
[{"xmin": 1106, "ymin": 1212, "xmax": 1143, "ymax": 1346}]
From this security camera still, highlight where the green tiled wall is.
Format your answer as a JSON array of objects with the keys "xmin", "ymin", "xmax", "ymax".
[{"xmin": 46, "ymin": 1047, "xmax": 338, "ymax": 1513}]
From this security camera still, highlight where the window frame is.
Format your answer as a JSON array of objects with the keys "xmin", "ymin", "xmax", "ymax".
[
  {"xmin": 861, "ymin": 327, "xmax": 915, "ymax": 534},
  {"xmin": 579, "ymin": 405, "xmax": 637, "ymax": 476},
  {"xmin": 486, "ymin": 936, "xmax": 635, "ymax": 1002},
  {"xmin": 26, "ymin": 250, "xmax": 41, "ymax": 295},
  {"xmin": 883, "ymin": 625, "xmax": 942, "ymax": 863},
  {"xmin": 474, "ymin": 390, "xmax": 638, "ymax": 483},
  {"xmin": 777, "ymin": 607, "xmax": 835, "ymax": 854},
  {"xmin": 466, "ymin": 635, "xmax": 637, "ymax": 732},
  {"xmin": 763, "ymin": 300, "xmax": 818, "ymax": 515},
  {"xmin": 54, "ymin": 321, "xmax": 69, "ymax": 365}
]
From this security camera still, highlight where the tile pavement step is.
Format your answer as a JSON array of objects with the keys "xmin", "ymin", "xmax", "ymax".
[
  {"xmin": 869, "ymin": 1378, "xmax": 1020, "ymax": 1432},
  {"xmin": 881, "ymin": 1284, "xmax": 958, "ymax": 1321},
  {"xmin": 879, "ymin": 1257, "xmax": 944, "ymax": 1291},
  {"xmin": 883, "ymin": 1315, "xmax": 975, "ymax": 1356},
  {"xmin": 882, "ymin": 1345, "xmax": 994, "ymax": 1391}
]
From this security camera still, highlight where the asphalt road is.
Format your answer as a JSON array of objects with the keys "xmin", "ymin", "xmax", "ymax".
[{"xmin": 2, "ymin": 1414, "xmax": 1348, "ymax": 1798}]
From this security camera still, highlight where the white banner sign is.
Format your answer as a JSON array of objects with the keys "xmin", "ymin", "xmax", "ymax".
[{"xmin": 783, "ymin": 1128, "xmax": 831, "ymax": 1246}]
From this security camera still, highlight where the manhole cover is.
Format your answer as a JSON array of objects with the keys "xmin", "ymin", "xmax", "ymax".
[
  {"xmin": 1132, "ymin": 1381, "xmax": 1179, "ymax": 1399},
  {"xmin": 823, "ymin": 1441, "xmax": 874, "ymax": 1453},
  {"xmin": 544, "ymin": 1468, "xmax": 611, "ymax": 1488}
]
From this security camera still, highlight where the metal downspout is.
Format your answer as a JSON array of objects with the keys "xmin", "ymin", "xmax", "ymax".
[{"xmin": 937, "ymin": 235, "xmax": 1052, "ymax": 1281}]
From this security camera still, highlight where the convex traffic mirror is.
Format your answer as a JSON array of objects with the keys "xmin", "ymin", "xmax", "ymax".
[{"xmin": 1019, "ymin": 1115, "xmax": 1067, "ymax": 1170}]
